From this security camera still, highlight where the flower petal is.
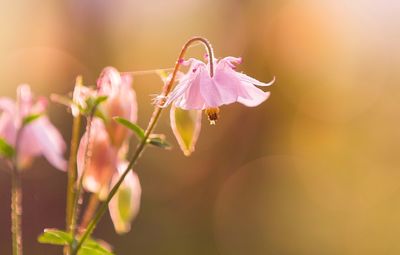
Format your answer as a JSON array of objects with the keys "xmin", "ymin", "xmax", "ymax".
[
  {"xmin": 237, "ymin": 73, "xmax": 275, "ymax": 87},
  {"xmin": 237, "ymin": 82, "xmax": 271, "ymax": 107}
]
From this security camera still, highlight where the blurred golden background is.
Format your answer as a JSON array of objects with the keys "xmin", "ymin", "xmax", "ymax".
[{"xmin": 1, "ymin": 0, "xmax": 400, "ymax": 254}]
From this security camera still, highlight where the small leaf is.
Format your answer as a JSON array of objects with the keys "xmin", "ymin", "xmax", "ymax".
[
  {"xmin": 113, "ymin": 117, "xmax": 145, "ymax": 139},
  {"xmin": 38, "ymin": 229, "xmax": 114, "ymax": 255},
  {"xmin": 84, "ymin": 95, "xmax": 108, "ymax": 116},
  {"xmin": 38, "ymin": 228, "xmax": 72, "ymax": 246},
  {"xmin": 170, "ymin": 106, "xmax": 202, "ymax": 156},
  {"xmin": 79, "ymin": 240, "xmax": 114, "ymax": 255},
  {"xmin": 22, "ymin": 113, "xmax": 43, "ymax": 126},
  {"xmin": 0, "ymin": 138, "xmax": 15, "ymax": 158},
  {"xmin": 147, "ymin": 134, "xmax": 171, "ymax": 149},
  {"xmin": 93, "ymin": 95, "xmax": 108, "ymax": 106}
]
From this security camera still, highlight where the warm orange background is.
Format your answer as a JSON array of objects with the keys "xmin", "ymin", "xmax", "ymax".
[{"xmin": 0, "ymin": 0, "xmax": 400, "ymax": 254}]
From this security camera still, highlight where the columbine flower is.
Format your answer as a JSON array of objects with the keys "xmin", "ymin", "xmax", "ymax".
[
  {"xmin": 108, "ymin": 160, "xmax": 141, "ymax": 234},
  {"xmin": 77, "ymin": 119, "xmax": 117, "ymax": 200},
  {"xmin": 164, "ymin": 56, "xmax": 274, "ymax": 155},
  {"xmin": 163, "ymin": 57, "xmax": 274, "ymax": 123},
  {"xmin": 97, "ymin": 67, "xmax": 138, "ymax": 148},
  {"xmin": 0, "ymin": 84, "xmax": 67, "ymax": 170}
]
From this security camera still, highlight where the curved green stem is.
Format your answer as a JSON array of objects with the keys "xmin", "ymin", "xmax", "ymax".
[{"xmin": 71, "ymin": 36, "xmax": 214, "ymax": 254}]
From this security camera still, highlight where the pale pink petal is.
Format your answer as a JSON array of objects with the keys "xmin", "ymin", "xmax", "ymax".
[
  {"xmin": 17, "ymin": 84, "xmax": 34, "ymax": 117},
  {"xmin": 32, "ymin": 118, "xmax": 67, "ymax": 170},
  {"xmin": 0, "ymin": 98, "xmax": 16, "ymax": 115},
  {"xmin": 0, "ymin": 113, "xmax": 16, "ymax": 146},
  {"xmin": 97, "ymin": 67, "xmax": 122, "ymax": 94},
  {"xmin": 199, "ymin": 70, "xmax": 223, "ymax": 108},
  {"xmin": 0, "ymin": 98, "xmax": 17, "ymax": 145},
  {"xmin": 237, "ymin": 82, "xmax": 271, "ymax": 107},
  {"xmin": 237, "ymin": 73, "xmax": 275, "ymax": 87}
]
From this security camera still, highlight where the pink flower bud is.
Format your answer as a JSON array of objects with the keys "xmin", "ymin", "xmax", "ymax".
[
  {"xmin": 77, "ymin": 119, "xmax": 117, "ymax": 200},
  {"xmin": 97, "ymin": 67, "xmax": 138, "ymax": 148}
]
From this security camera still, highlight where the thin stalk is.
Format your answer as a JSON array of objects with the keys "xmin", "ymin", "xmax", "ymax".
[
  {"xmin": 72, "ymin": 36, "xmax": 214, "ymax": 255},
  {"xmin": 70, "ymin": 113, "xmax": 95, "ymax": 252},
  {"xmin": 11, "ymin": 128, "xmax": 24, "ymax": 255},
  {"xmin": 66, "ymin": 114, "xmax": 81, "ymax": 230},
  {"xmin": 11, "ymin": 167, "xmax": 22, "ymax": 255},
  {"xmin": 78, "ymin": 194, "xmax": 99, "ymax": 233}
]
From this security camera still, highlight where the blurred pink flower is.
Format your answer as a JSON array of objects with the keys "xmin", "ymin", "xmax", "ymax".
[
  {"xmin": 71, "ymin": 76, "xmax": 95, "ymax": 117},
  {"xmin": 97, "ymin": 67, "xmax": 137, "ymax": 148},
  {"xmin": 0, "ymin": 84, "xmax": 67, "ymax": 170},
  {"xmin": 163, "ymin": 57, "xmax": 274, "ymax": 123},
  {"xmin": 77, "ymin": 119, "xmax": 117, "ymax": 200},
  {"xmin": 108, "ymin": 160, "xmax": 141, "ymax": 234}
]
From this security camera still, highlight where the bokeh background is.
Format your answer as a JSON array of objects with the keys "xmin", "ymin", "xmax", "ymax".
[{"xmin": 1, "ymin": 0, "xmax": 400, "ymax": 254}]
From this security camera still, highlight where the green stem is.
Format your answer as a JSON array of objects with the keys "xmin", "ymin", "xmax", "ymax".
[
  {"xmin": 11, "ymin": 127, "xmax": 24, "ymax": 255},
  {"xmin": 11, "ymin": 167, "xmax": 22, "ymax": 255},
  {"xmin": 78, "ymin": 193, "xmax": 99, "ymax": 234},
  {"xmin": 70, "ymin": 113, "xmax": 95, "ymax": 252},
  {"xmin": 64, "ymin": 114, "xmax": 81, "ymax": 255},
  {"xmin": 66, "ymin": 115, "xmax": 81, "ymax": 230},
  {"xmin": 71, "ymin": 36, "xmax": 214, "ymax": 254}
]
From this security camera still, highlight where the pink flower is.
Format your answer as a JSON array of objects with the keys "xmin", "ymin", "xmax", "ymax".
[
  {"xmin": 0, "ymin": 85, "xmax": 67, "ymax": 170},
  {"xmin": 164, "ymin": 57, "xmax": 274, "ymax": 123},
  {"xmin": 164, "ymin": 57, "xmax": 273, "ymax": 155},
  {"xmin": 77, "ymin": 119, "xmax": 117, "ymax": 200},
  {"xmin": 97, "ymin": 67, "xmax": 138, "ymax": 148},
  {"xmin": 108, "ymin": 160, "xmax": 141, "ymax": 234}
]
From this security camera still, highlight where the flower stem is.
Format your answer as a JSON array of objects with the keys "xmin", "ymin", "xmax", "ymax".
[
  {"xmin": 11, "ymin": 128, "xmax": 24, "ymax": 255},
  {"xmin": 66, "ymin": 114, "xmax": 81, "ymax": 230},
  {"xmin": 70, "ymin": 113, "xmax": 95, "ymax": 252},
  {"xmin": 78, "ymin": 193, "xmax": 99, "ymax": 233},
  {"xmin": 71, "ymin": 36, "xmax": 214, "ymax": 254},
  {"xmin": 11, "ymin": 167, "xmax": 22, "ymax": 255}
]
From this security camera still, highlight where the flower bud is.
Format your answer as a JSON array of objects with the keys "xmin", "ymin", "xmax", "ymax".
[
  {"xmin": 77, "ymin": 119, "xmax": 117, "ymax": 200},
  {"xmin": 97, "ymin": 67, "xmax": 138, "ymax": 148}
]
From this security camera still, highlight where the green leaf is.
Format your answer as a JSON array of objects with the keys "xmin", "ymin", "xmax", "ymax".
[
  {"xmin": 0, "ymin": 138, "xmax": 15, "ymax": 158},
  {"xmin": 113, "ymin": 117, "xmax": 145, "ymax": 139},
  {"xmin": 147, "ymin": 134, "xmax": 171, "ymax": 149},
  {"xmin": 22, "ymin": 113, "xmax": 43, "ymax": 126},
  {"xmin": 79, "ymin": 241, "xmax": 114, "ymax": 255},
  {"xmin": 84, "ymin": 95, "xmax": 108, "ymax": 116},
  {"xmin": 38, "ymin": 229, "xmax": 72, "ymax": 246},
  {"xmin": 170, "ymin": 106, "xmax": 202, "ymax": 156},
  {"xmin": 38, "ymin": 229, "xmax": 114, "ymax": 255}
]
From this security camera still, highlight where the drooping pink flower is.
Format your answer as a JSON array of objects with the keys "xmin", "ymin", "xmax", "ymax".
[
  {"xmin": 163, "ymin": 57, "xmax": 274, "ymax": 155},
  {"xmin": 97, "ymin": 67, "xmax": 138, "ymax": 148},
  {"xmin": 108, "ymin": 160, "xmax": 141, "ymax": 234},
  {"xmin": 0, "ymin": 84, "xmax": 67, "ymax": 170},
  {"xmin": 163, "ymin": 57, "xmax": 274, "ymax": 123},
  {"xmin": 77, "ymin": 119, "xmax": 117, "ymax": 200}
]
